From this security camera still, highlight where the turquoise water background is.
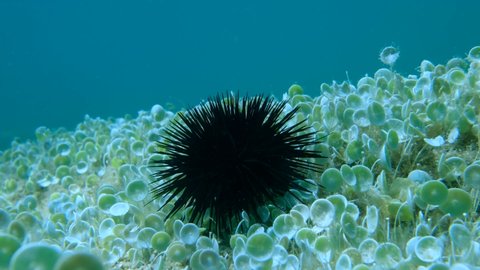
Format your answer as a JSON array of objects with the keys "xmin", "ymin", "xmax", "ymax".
[{"xmin": 0, "ymin": 0, "xmax": 479, "ymax": 150}]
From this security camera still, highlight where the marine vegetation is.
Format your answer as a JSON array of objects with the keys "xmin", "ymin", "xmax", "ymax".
[{"xmin": 0, "ymin": 46, "xmax": 479, "ymax": 269}]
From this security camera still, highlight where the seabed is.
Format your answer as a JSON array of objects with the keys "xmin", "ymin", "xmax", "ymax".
[{"xmin": 1, "ymin": 46, "xmax": 480, "ymax": 270}]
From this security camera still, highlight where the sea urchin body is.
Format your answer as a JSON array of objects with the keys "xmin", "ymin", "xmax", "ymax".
[{"xmin": 150, "ymin": 93, "xmax": 322, "ymax": 236}]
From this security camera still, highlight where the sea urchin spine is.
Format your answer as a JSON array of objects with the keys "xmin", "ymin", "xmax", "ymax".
[{"xmin": 150, "ymin": 93, "xmax": 323, "ymax": 236}]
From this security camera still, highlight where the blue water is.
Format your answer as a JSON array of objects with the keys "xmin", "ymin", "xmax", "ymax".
[{"xmin": 1, "ymin": 0, "xmax": 479, "ymax": 150}]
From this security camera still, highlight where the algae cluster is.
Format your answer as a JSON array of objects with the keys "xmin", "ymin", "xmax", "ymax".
[{"xmin": 0, "ymin": 46, "xmax": 480, "ymax": 269}]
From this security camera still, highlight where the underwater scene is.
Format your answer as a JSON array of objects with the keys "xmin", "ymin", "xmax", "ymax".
[{"xmin": 1, "ymin": 1, "xmax": 480, "ymax": 270}]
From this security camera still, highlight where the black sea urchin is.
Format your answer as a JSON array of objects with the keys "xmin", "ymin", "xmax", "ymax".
[{"xmin": 150, "ymin": 93, "xmax": 323, "ymax": 236}]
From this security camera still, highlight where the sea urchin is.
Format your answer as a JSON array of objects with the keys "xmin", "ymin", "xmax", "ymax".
[{"xmin": 150, "ymin": 93, "xmax": 322, "ymax": 236}]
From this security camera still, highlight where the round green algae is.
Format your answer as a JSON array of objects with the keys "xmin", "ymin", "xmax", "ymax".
[
  {"xmin": 0, "ymin": 233, "xmax": 21, "ymax": 268},
  {"xmin": 180, "ymin": 223, "xmax": 200, "ymax": 245},
  {"xmin": 463, "ymin": 164, "xmax": 480, "ymax": 189},
  {"xmin": 420, "ymin": 180, "xmax": 448, "ymax": 205},
  {"xmin": 190, "ymin": 249, "xmax": 224, "ymax": 270},
  {"xmin": 320, "ymin": 168, "xmax": 344, "ymax": 192},
  {"xmin": 310, "ymin": 199, "xmax": 335, "ymax": 228},
  {"xmin": 246, "ymin": 232, "xmax": 274, "ymax": 261},
  {"xmin": 273, "ymin": 214, "xmax": 295, "ymax": 238},
  {"xmin": 125, "ymin": 179, "xmax": 148, "ymax": 202},
  {"xmin": 54, "ymin": 252, "xmax": 105, "ymax": 270},
  {"xmin": 468, "ymin": 46, "xmax": 480, "ymax": 61},
  {"xmin": 374, "ymin": 243, "xmax": 402, "ymax": 269},
  {"xmin": 9, "ymin": 243, "xmax": 61, "ymax": 270},
  {"xmin": 439, "ymin": 188, "xmax": 472, "ymax": 217},
  {"xmin": 166, "ymin": 242, "xmax": 187, "ymax": 263},
  {"xmin": 414, "ymin": 236, "xmax": 442, "ymax": 262},
  {"xmin": 151, "ymin": 231, "xmax": 171, "ymax": 252}
]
